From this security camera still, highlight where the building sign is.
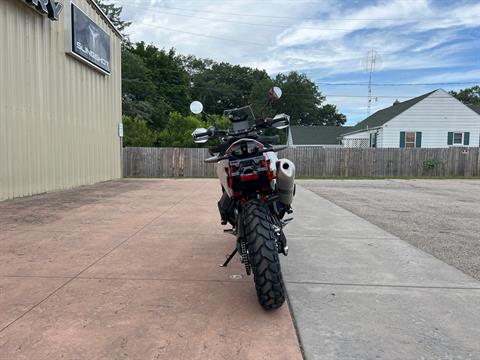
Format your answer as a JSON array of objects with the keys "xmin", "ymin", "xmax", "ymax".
[
  {"xmin": 24, "ymin": 0, "xmax": 63, "ymax": 20},
  {"xmin": 71, "ymin": 4, "xmax": 111, "ymax": 74}
]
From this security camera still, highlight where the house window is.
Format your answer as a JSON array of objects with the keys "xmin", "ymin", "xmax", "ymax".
[
  {"xmin": 405, "ymin": 132, "xmax": 416, "ymax": 148},
  {"xmin": 453, "ymin": 132, "xmax": 463, "ymax": 145},
  {"xmin": 448, "ymin": 132, "xmax": 470, "ymax": 146},
  {"xmin": 400, "ymin": 131, "xmax": 422, "ymax": 148}
]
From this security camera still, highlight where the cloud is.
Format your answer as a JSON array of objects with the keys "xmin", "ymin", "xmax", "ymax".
[{"xmin": 115, "ymin": 0, "xmax": 480, "ymax": 122}]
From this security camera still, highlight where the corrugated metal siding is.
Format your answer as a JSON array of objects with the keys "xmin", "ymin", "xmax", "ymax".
[{"xmin": 0, "ymin": 0, "xmax": 122, "ymax": 201}]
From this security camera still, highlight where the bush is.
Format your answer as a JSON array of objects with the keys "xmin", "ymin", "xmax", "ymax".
[
  {"xmin": 158, "ymin": 112, "xmax": 204, "ymax": 147},
  {"xmin": 122, "ymin": 116, "xmax": 159, "ymax": 147},
  {"xmin": 423, "ymin": 159, "xmax": 440, "ymax": 171}
]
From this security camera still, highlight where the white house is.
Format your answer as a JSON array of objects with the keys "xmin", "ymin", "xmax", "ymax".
[{"xmin": 341, "ymin": 89, "xmax": 480, "ymax": 148}]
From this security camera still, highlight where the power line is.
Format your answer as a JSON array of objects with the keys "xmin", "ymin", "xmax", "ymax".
[
  {"xmin": 128, "ymin": 21, "xmax": 477, "ymax": 56},
  {"xmin": 119, "ymin": 3, "xmax": 351, "ymax": 31},
  {"xmin": 126, "ymin": 21, "xmax": 479, "ymax": 56},
  {"xmin": 316, "ymin": 81, "xmax": 479, "ymax": 86},
  {"xmin": 117, "ymin": 2, "xmax": 479, "ymax": 22},
  {"xmin": 137, "ymin": 22, "xmax": 270, "ymax": 47},
  {"xmin": 123, "ymin": 77, "xmax": 479, "ymax": 88},
  {"xmin": 187, "ymin": 84, "xmax": 461, "ymax": 99}
]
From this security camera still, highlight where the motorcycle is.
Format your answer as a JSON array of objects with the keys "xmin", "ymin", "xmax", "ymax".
[{"xmin": 190, "ymin": 87, "xmax": 296, "ymax": 309}]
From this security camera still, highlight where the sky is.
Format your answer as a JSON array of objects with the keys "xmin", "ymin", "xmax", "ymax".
[{"xmin": 115, "ymin": 0, "xmax": 480, "ymax": 125}]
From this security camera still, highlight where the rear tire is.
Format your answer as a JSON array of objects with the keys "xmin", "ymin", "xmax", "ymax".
[{"xmin": 243, "ymin": 200, "xmax": 285, "ymax": 310}]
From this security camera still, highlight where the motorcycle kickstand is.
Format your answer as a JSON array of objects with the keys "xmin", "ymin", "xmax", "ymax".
[{"xmin": 219, "ymin": 248, "xmax": 238, "ymax": 268}]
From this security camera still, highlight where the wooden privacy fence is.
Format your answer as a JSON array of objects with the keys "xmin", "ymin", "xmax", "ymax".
[{"xmin": 123, "ymin": 147, "xmax": 480, "ymax": 178}]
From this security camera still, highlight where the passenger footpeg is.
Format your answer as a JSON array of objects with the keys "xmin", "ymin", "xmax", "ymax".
[{"xmin": 223, "ymin": 228, "xmax": 237, "ymax": 235}]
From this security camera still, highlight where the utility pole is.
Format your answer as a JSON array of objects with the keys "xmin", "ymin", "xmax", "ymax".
[{"xmin": 364, "ymin": 50, "xmax": 381, "ymax": 117}]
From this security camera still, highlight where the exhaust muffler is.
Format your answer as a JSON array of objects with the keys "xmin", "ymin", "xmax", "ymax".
[{"xmin": 276, "ymin": 159, "xmax": 295, "ymax": 205}]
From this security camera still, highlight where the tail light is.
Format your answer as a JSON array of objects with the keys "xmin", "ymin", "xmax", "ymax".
[{"xmin": 240, "ymin": 172, "xmax": 259, "ymax": 182}]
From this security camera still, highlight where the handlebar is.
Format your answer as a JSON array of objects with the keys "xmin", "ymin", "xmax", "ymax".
[
  {"xmin": 193, "ymin": 130, "xmax": 210, "ymax": 139},
  {"xmin": 193, "ymin": 128, "xmax": 227, "ymax": 140},
  {"xmin": 192, "ymin": 114, "xmax": 289, "ymax": 142}
]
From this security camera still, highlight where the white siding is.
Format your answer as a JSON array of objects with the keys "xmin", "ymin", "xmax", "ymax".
[
  {"xmin": 381, "ymin": 89, "xmax": 480, "ymax": 148},
  {"xmin": 376, "ymin": 128, "xmax": 384, "ymax": 147},
  {"xmin": 342, "ymin": 131, "xmax": 370, "ymax": 140}
]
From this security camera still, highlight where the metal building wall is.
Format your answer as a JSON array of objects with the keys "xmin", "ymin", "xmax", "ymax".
[{"xmin": 0, "ymin": 0, "xmax": 122, "ymax": 201}]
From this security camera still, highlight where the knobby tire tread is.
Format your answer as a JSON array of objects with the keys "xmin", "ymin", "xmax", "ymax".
[{"xmin": 244, "ymin": 200, "xmax": 285, "ymax": 310}]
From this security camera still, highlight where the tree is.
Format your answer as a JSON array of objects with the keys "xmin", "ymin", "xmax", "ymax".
[
  {"xmin": 158, "ymin": 112, "xmax": 231, "ymax": 148},
  {"xmin": 272, "ymin": 72, "xmax": 325, "ymax": 126},
  {"xmin": 158, "ymin": 112, "xmax": 204, "ymax": 147},
  {"xmin": 93, "ymin": 0, "xmax": 131, "ymax": 36},
  {"xmin": 188, "ymin": 59, "xmax": 270, "ymax": 115},
  {"xmin": 317, "ymin": 104, "xmax": 347, "ymax": 126},
  {"xmin": 450, "ymin": 85, "xmax": 480, "ymax": 105},
  {"xmin": 180, "ymin": 54, "xmax": 214, "ymax": 77},
  {"xmin": 122, "ymin": 43, "xmax": 191, "ymax": 129},
  {"xmin": 120, "ymin": 42, "xmax": 348, "ymax": 147},
  {"xmin": 122, "ymin": 116, "xmax": 158, "ymax": 147},
  {"xmin": 249, "ymin": 72, "xmax": 346, "ymax": 126}
]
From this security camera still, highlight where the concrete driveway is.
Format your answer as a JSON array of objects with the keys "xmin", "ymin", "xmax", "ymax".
[
  {"xmin": 283, "ymin": 183, "xmax": 480, "ymax": 359},
  {"xmin": 0, "ymin": 179, "xmax": 301, "ymax": 360}
]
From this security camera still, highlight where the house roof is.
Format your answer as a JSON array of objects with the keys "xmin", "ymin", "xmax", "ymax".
[
  {"xmin": 290, "ymin": 126, "xmax": 353, "ymax": 145},
  {"xmin": 345, "ymin": 89, "xmax": 438, "ymax": 135},
  {"xmin": 467, "ymin": 104, "xmax": 480, "ymax": 115}
]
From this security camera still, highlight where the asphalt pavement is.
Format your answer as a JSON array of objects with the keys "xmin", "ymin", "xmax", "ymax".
[{"xmin": 299, "ymin": 179, "xmax": 480, "ymax": 281}]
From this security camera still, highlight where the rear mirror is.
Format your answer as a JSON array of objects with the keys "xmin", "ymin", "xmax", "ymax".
[
  {"xmin": 192, "ymin": 127, "xmax": 209, "ymax": 143},
  {"xmin": 269, "ymin": 87, "xmax": 282, "ymax": 101},
  {"xmin": 190, "ymin": 101, "xmax": 204, "ymax": 114}
]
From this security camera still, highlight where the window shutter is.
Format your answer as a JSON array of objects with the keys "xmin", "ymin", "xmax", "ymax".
[
  {"xmin": 464, "ymin": 132, "xmax": 470, "ymax": 146},
  {"xmin": 415, "ymin": 132, "xmax": 422, "ymax": 148},
  {"xmin": 399, "ymin": 132, "xmax": 406, "ymax": 148},
  {"xmin": 447, "ymin": 132, "xmax": 453, "ymax": 145}
]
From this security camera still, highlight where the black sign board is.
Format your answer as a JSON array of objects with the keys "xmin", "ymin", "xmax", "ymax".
[{"xmin": 71, "ymin": 4, "xmax": 111, "ymax": 74}]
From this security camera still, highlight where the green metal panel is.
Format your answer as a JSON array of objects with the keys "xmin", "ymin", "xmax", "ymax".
[
  {"xmin": 415, "ymin": 132, "xmax": 422, "ymax": 148},
  {"xmin": 399, "ymin": 132, "xmax": 406, "ymax": 148},
  {"xmin": 447, "ymin": 132, "xmax": 453, "ymax": 145},
  {"xmin": 464, "ymin": 132, "xmax": 470, "ymax": 146}
]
